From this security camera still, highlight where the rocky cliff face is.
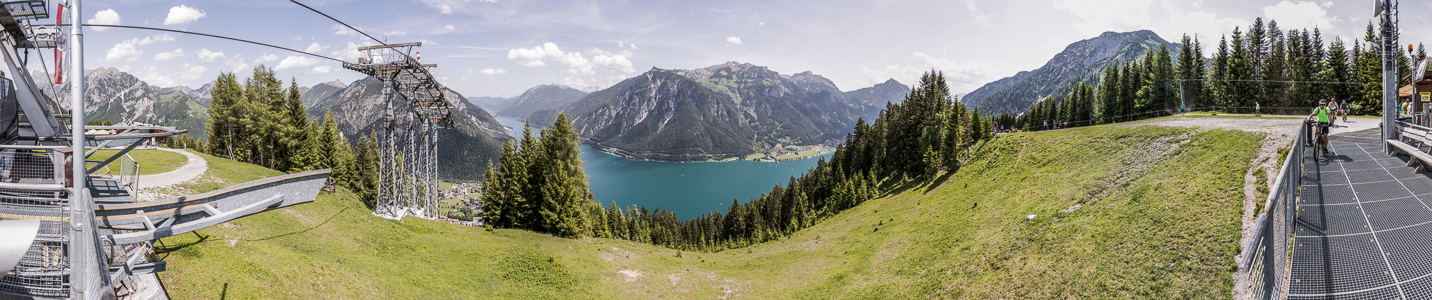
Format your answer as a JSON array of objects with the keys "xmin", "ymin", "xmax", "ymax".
[
  {"xmin": 37, "ymin": 67, "xmax": 209, "ymax": 136},
  {"xmin": 962, "ymin": 30, "xmax": 1180, "ymax": 114},
  {"xmin": 530, "ymin": 62, "xmax": 907, "ymax": 161}
]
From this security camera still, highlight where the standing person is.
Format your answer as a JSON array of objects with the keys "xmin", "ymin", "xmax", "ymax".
[
  {"xmin": 1181, "ymin": 103, "xmax": 1186, "ymax": 114},
  {"xmin": 1255, "ymin": 102, "xmax": 1261, "ymax": 116}
]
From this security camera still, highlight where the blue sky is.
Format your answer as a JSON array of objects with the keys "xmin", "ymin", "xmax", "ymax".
[{"xmin": 54, "ymin": 0, "xmax": 1432, "ymax": 99}]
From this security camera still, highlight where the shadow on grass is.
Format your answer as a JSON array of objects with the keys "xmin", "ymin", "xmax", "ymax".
[
  {"xmin": 154, "ymin": 231, "xmax": 212, "ymax": 256},
  {"xmin": 924, "ymin": 171, "xmax": 956, "ymax": 195},
  {"xmin": 244, "ymin": 207, "xmax": 351, "ymax": 242}
]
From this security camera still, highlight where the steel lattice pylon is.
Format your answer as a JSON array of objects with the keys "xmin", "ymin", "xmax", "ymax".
[{"xmin": 343, "ymin": 42, "xmax": 447, "ymax": 220}]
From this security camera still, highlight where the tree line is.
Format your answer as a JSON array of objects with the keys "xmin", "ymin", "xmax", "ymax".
[
  {"xmin": 183, "ymin": 66, "xmax": 381, "ymax": 205},
  {"xmin": 997, "ymin": 18, "xmax": 1423, "ymax": 131},
  {"xmin": 481, "ymin": 71, "xmax": 995, "ymax": 251}
]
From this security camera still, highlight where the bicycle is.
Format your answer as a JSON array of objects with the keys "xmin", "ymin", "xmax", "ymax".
[{"xmin": 1306, "ymin": 120, "xmax": 1330, "ymax": 160}]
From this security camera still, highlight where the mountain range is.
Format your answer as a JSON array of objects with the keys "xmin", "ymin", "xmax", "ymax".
[
  {"xmin": 492, "ymin": 84, "xmax": 587, "ymax": 118},
  {"xmin": 525, "ymin": 62, "xmax": 909, "ymax": 161},
  {"xmin": 38, "ymin": 67, "xmax": 212, "ymax": 137},
  {"xmin": 962, "ymin": 30, "xmax": 1180, "ymax": 115},
  {"xmin": 300, "ymin": 76, "xmax": 507, "ymax": 181},
  {"xmin": 41, "ymin": 67, "xmax": 507, "ymax": 181}
]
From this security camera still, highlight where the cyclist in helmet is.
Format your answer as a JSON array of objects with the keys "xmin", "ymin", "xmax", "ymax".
[{"xmin": 1308, "ymin": 100, "xmax": 1334, "ymax": 156}]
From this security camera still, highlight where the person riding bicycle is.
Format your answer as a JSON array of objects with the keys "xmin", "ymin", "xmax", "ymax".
[
  {"xmin": 1308, "ymin": 100, "xmax": 1334, "ymax": 155},
  {"xmin": 1340, "ymin": 99, "xmax": 1349, "ymax": 121}
]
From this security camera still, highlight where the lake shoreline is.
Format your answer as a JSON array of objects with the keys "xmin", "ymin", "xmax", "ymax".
[{"xmin": 586, "ymin": 143, "xmax": 834, "ymax": 164}]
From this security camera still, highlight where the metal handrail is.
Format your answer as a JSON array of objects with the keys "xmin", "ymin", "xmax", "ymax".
[{"xmin": 1242, "ymin": 120, "xmax": 1308, "ymax": 299}]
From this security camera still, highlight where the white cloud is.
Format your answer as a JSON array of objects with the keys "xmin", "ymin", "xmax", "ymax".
[
  {"xmin": 275, "ymin": 56, "xmax": 320, "ymax": 71},
  {"xmin": 758, "ymin": 21, "xmax": 765, "ymax": 26},
  {"xmin": 331, "ymin": 42, "xmax": 365, "ymax": 61},
  {"xmin": 630, "ymin": 43, "xmax": 638, "ymax": 49},
  {"xmin": 385, "ymin": 30, "xmax": 407, "ymax": 36},
  {"xmin": 226, "ymin": 56, "xmax": 250, "ymax": 72},
  {"xmin": 507, "ymin": 43, "xmax": 595, "ymax": 74},
  {"xmin": 726, "ymin": 36, "xmax": 743, "ymax": 45},
  {"xmin": 103, "ymin": 34, "xmax": 175, "ymax": 62},
  {"xmin": 589, "ymin": 48, "xmax": 635, "ymax": 73},
  {"xmin": 563, "ymin": 76, "xmax": 589, "ymax": 89},
  {"xmin": 440, "ymin": 5, "xmax": 453, "ymax": 14},
  {"xmin": 862, "ymin": 52, "xmax": 1000, "ymax": 93},
  {"xmin": 154, "ymin": 48, "xmax": 185, "ymax": 61},
  {"xmin": 1158, "ymin": 10, "xmax": 1247, "ymax": 53},
  {"xmin": 304, "ymin": 42, "xmax": 329, "ymax": 53},
  {"xmin": 1262, "ymin": 1, "xmax": 1337, "ymax": 30},
  {"xmin": 106, "ymin": 43, "xmax": 142, "ymax": 62},
  {"xmin": 180, "ymin": 64, "xmax": 209, "ymax": 80},
  {"xmin": 1052, "ymin": 0, "xmax": 1153, "ymax": 36},
  {"xmin": 293, "ymin": 36, "xmax": 302, "ymax": 41},
  {"xmin": 332, "ymin": 24, "xmax": 361, "ymax": 37},
  {"xmin": 480, "ymin": 68, "xmax": 507, "ymax": 75},
  {"xmin": 140, "ymin": 73, "xmax": 176, "ymax": 87},
  {"xmin": 254, "ymin": 53, "xmax": 279, "ymax": 64},
  {"xmin": 197, "ymin": 48, "xmax": 226, "ymax": 62},
  {"xmin": 163, "ymin": 5, "xmax": 206, "ymax": 25},
  {"xmin": 87, "ymin": 9, "xmax": 121, "ymax": 31},
  {"xmin": 445, "ymin": 24, "xmax": 455, "ymax": 31},
  {"xmin": 309, "ymin": 66, "xmax": 333, "ymax": 74},
  {"xmin": 466, "ymin": 68, "xmax": 473, "ymax": 75}
]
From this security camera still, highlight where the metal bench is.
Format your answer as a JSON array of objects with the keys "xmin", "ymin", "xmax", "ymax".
[{"xmin": 1390, "ymin": 123, "xmax": 1432, "ymax": 173}]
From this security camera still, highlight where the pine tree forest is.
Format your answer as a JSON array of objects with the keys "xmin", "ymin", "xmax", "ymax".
[
  {"xmin": 995, "ymin": 18, "xmax": 1421, "ymax": 132},
  {"xmin": 190, "ymin": 66, "xmax": 379, "ymax": 206}
]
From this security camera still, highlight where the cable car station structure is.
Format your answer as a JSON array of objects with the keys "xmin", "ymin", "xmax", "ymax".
[{"xmin": 0, "ymin": 1, "xmax": 330, "ymax": 299}]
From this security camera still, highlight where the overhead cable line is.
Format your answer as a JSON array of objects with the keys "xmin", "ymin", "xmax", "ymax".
[
  {"xmin": 76, "ymin": 24, "xmax": 345, "ymax": 62},
  {"xmin": 290, "ymin": 0, "xmax": 414, "ymax": 62}
]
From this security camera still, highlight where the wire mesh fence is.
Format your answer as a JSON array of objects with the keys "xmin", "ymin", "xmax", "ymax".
[
  {"xmin": 119, "ymin": 153, "xmax": 138, "ymax": 194},
  {"xmin": 0, "ymin": 146, "xmax": 72, "ymax": 298},
  {"xmin": 1242, "ymin": 120, "xmax": 1308, "ymax": 299},
  {"xmin": 0, "ymin": 194, "xmax": 70, "ymax": 298}
]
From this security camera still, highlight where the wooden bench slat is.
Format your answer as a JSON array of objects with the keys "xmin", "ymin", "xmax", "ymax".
[{"xmin": 1388, "ymin": 139, "xmax": 1432, "ymax": 174}]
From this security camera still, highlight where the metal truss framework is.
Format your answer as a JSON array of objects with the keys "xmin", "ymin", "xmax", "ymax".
[
  {"xmin": 343, "ymin": 42, "xmax": 448, "ymax": 220},
  {"xmin": 0, "ymin": 2, "xmax": 331, "ymax": 299}
]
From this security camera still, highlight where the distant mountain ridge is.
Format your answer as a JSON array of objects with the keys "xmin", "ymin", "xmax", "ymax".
[
  {"xmin": 495, "ymin": 84, "xmax": 587, "ymax": 118},
  {"xmin": 529, "ymin": 62, "xmax": 908, "ymax": 161},
  {"xmin": 37, "ymin": 67, "xmax": 210, "ymax": 137},
  {"xmin": 962, "ymin": 30, "xmax": 1180, "ymax": 114},
  {"xmin": 37, "ymin": 67, "xmax": 504, "ymax": 181}
]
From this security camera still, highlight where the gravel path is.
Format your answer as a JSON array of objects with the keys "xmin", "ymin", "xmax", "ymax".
[{"xmin": 136, "ymin": 148, "xmax": 208, "ymax": 188}]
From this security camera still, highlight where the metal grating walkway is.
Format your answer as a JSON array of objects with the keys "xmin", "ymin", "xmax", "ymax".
[{"xmin": 1291, "ymin": 128, "xmax": 1432, "ymax": 299}]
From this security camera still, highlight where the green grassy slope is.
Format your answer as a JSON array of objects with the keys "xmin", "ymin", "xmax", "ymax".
[
  {"xmin": 157, "ymin": 125, "xmax": 1260, "ymax": 299},
  {"xmin": 92, "ymin": 149, "xmax": 187, "ymax": 175}
]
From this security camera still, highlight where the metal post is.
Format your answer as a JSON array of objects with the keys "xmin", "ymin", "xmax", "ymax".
[
  {"xmin": 66, "ymin": 0, "xmax": 92, "ymax": 298},
  {"xmin": 1383, "ymin": 0, "xmax": 1400, "ymax": 152}
]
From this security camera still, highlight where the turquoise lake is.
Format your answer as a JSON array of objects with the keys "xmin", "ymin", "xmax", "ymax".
[{"xmin": 494, "ymin": 116, "xmax": 830, "ymax": 220}]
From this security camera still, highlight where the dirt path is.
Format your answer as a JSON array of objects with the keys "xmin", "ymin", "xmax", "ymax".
[
  {"xmin": 134, "ymin": 148, "xmax": 208, "ymax": 202},
  {"xmin": 1118, "ymin": 115, "xmax": 1380, "ymax": 300}
]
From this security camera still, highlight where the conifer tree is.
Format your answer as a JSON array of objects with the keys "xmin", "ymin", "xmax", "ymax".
[{"xmin": 283, "ymin": 79, "xmax": 311, "ymax": 172}]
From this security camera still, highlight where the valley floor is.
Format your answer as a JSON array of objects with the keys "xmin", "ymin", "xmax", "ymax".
[{"xmin": 157, "ymin": 118, "xmax": 1265, "ymax": 299}]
